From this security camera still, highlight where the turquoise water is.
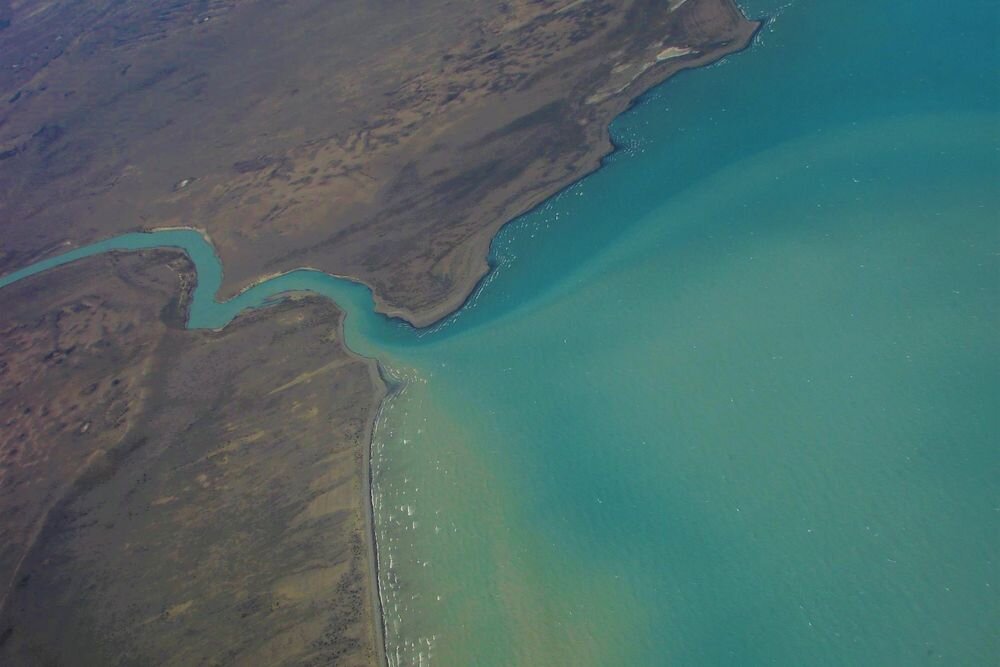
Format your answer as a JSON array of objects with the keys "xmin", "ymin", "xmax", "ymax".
[
  {"xmin": 366, "ymin": 1, "xmax": 999, "ymax": 664},
  {"xmin": 2, "ymin": 0, "xmax": 997, "ymax": 664}
]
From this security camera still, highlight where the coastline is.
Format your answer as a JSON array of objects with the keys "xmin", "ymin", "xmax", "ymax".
[
  {"xmin": 298, "ymin": 11, "xmax": 764, "ymax": 329},
  {"xmin": 359, "ymin": 359, "xmax": 393, "ymax": 667},
  {"xmin": 0, "ymin": 252, "xmax": 386, "ymax": 664},
  {"xmin": 358, "ymin": 11, "xmax": 765, "ymax": 663},
  {"xmin": 149, "ymin": 8, "xmax": 763, "ymax": 334},
  {"xmin": 6, "ymin": 0, "xmax": 998, "ymax": 662},
  {"xmin": 0, "ymin": 6, "xmax": 765, "ymax": 665},
  {"xmin": 1, "ymin": 0, "xmax": 761, "ymax": 339},
  {"xmin": 198, "ymin": 283, "xmax": 394, "ymax": 667}
]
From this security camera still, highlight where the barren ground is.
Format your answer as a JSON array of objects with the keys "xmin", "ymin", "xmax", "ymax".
[
  {"xmin": 0, "ymin": 0, "xmax": 758, "ymax": 325},
  {"xmin": 0, "ymin": 1, "xmax": 759, "ymax": 663},
  {"xmin": 0, "ymin": 253, "xmax": 382, "ymax": 665}
]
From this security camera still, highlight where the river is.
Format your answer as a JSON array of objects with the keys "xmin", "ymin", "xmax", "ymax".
[{"xmin": 1, "ymin": 0, "xmax": 997, "ymax": 664}]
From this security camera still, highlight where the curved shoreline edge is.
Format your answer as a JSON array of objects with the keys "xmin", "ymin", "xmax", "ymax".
[
  {"xmin": 364, "ymin": 362, "xmax": 392, "ymax": 667},
  {"xmin": 362, "ymin": 18, "xmax": 765, "ymax": 661},
  {"xmin": 368, "ymin": 11, "xmax": 766, "ymax": 329},
  {"xmin": 0, "ymin": 10, "xmax": 766, "ymax": 667}
]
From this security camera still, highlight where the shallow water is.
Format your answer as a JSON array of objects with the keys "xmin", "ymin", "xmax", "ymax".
[
  {"xmin": 2, "ymin": 0, "xmax": 997, "ymax": 664},
  {"xmin": 367, "ymin": 0, "xmax": 1000, "ymax": 663}
]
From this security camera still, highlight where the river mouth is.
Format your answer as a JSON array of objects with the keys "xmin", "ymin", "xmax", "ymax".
[
  {"xmin": 369, "ymin": 0, "xmax": 999, "ymax": 661},
  {"xmin": 368, "ymin": 114, "xmax": 999, "ymax": 666},
  {"xmin": 2, "ymin": 0, "xmax": 997, "ymax": 664}
]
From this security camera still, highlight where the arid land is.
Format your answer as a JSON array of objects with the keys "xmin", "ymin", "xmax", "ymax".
[
  {"xmin": 0, "ymin": 252, "xmax": 384, "ymax": 665},
  {"xmin": 0, "ymin": 0, "xmax": 758, "ymax": 664},
  {"xmin": 0, "ymin": 0, "xmax": 758, "ymax": 326}
]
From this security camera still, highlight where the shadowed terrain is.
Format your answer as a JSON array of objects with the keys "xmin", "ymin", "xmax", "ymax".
[{"xmin": 0, "ymin": 253, "xmax": 383, "ymax": 665}]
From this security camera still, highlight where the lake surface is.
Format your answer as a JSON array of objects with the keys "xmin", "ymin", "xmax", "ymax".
[{"xmin": 1, "ymin": 0, "xmax": 996, "ymax": 664}]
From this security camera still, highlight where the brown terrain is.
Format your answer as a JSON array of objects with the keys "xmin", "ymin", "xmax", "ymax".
[
  {"xmin": 0, "ymin": 0, "xmax": 759, "ymax": 664},
  {"xmin": 0, "ymin": 0, "xmax": 758, "ymax": 326},
  {"xmin": 0, "ymin": 252, "xmax": 384, "ymax": 665}
]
